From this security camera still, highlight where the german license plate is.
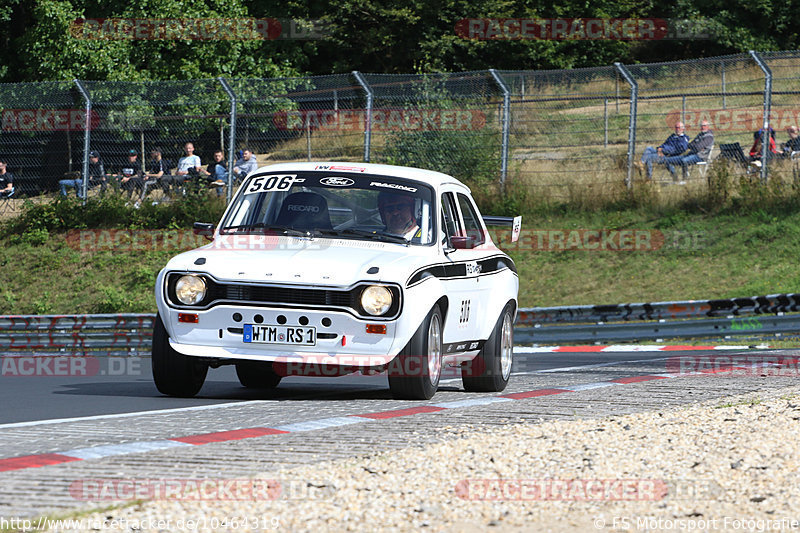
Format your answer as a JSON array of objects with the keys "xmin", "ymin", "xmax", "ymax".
[{"xmin": 243, "ymin": 324, "xmax": 316, "ymax": 346}]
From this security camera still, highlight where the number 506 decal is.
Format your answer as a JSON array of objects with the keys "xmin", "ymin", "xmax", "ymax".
[{"xmin": 245, "ymin": 174, "xmax": 304, "ymax": 194}]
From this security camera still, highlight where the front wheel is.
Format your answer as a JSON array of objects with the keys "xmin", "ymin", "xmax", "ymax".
[
  {"xmin": 388, "ymin": 305, "xmax": 443, "ymax": 400},
  {"xmin": 462, "ymin": 303, "xmax": 514, "ymax": 392},
  {"xmin": 151, "ymin": 313, "xmax": 208, "ymax": 397}
]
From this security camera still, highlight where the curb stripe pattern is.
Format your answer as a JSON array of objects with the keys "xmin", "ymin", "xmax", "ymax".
[
  {"xmin": 0, "ymin": 355, "xmax": 793, "ymax": 474},
  {"xmin": 515, "ymin": 345, "xmax": 761, "ymax": 353}
]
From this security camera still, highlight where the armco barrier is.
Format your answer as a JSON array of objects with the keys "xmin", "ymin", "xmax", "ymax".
[
  {"xmin": 516, "ymin": 293, "xmax": 800, "ymax": 344},
  {"xmin": 0, "ymin": 314, "xmax": 154, "ymax": 356},
  {"xmin": 0, "ymin": 294, "xmax": 797, "ymax": 356}
]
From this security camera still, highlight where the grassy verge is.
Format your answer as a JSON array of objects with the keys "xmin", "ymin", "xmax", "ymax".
[{"xmin": 2, "ymin": 197, "xmax": 799, "ymax": 314}]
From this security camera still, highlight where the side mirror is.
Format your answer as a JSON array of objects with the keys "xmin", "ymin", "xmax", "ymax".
[
  {"xmin": 450, "ymin": 235, "xmax": 475, "ymax": 250},
  {"xmin": 193, "ymin": 222, "xmax": 215, "ymax": 241}
]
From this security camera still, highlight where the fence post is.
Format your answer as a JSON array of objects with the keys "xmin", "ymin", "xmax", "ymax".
[
  {"xmin": 750, "ymin": 50, "xmax": 772, "ymax": 184},
  {"xmin": 73, "ymin": 79, "xmax": 92, "ymax": 206},
  {"xmin": 614, "ymin": 63, "xmax": 638, "ymax": 190},
  {"xmin": 352, "ymin": 71, "xmax": 372, "ymax": 162},
  {"xmin": 721, "ymin": 59, "xmax": 727, "ymax": 110},
  {"xmin": 681, "ymin": 95, "xmax": 686, "ymax": 124},
  {"xmin": 604, "ymin": 98, "xmax": 608, "ymax": 148},
  {"xmin": 489, "ymin": 69, "xmax": 510, "ymax": 192},
  {"xmin": 218, "ymin": 77, "xmax": 237, "ymax": 203}
]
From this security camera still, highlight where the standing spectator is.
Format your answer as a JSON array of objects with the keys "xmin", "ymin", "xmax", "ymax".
[
  {"xmin": 781, "ymin": 126, "xmax": 800, "ymax": 156},
  {"xmin": 749, "ymin": 127, "xmax": 778, "ymax": 162},
  {"xmin": 59, "ymin": 150, "xmax": 106, "ymax": 198},
  {"xmin": 636, "ymin": 122, "xmax": 689, "ymax": 180},
  {"xmin": 663, "ymin": 120, "xmax": 714, "ymax": 180},
  {"xmin": 115, "ymin": 149, "xmax": 144, "ymax": 199},
  {"xmin": 175, "ymin": 142, "xmax": 202, "ymax": 185},
  {"xmin": 0, "ymin": 157, "xmax": 14, "ymax": 198},
  {"xmin": 233, "ymin": 149, "xmax": 258, "ymax": 182},
  {"xmin": 140, "ymin": 148, "xmax": 170, "ymax": 202},
  {"xmin": 199, "ymin": 149, "xmax": 227, "ymax": 196}
]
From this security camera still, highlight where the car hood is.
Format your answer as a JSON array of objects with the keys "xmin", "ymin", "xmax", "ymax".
[{"xmin": 164, "ymin": 236, "xmax": 437, "ymax": 287}]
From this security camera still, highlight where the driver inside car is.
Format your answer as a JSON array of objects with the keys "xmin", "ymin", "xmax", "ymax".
[{"xmin": 377, "ymin": 191, "xmax": 422, "ymax": 241}]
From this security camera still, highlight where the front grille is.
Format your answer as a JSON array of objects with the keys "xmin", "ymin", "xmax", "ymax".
[{"xmin": 209, "ymin": 282, "xmax": 352, "ymax": 308}]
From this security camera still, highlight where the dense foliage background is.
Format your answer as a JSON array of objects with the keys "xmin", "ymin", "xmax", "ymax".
[{"xmin": 1, "ymin": 0, "xmax": 798, "ymax": 82}]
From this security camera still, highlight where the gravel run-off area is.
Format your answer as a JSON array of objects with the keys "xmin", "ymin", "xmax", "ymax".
[{"xmin": 39, "ymin": 385, "xmax": 800, "ymax": 533}]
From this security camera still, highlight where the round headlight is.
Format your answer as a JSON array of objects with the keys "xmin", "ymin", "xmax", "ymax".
[
  {"xmin": 175, "ymin": 275, "xmax": 207, "ymax": 305},
  {"xmin": 361, "ymin": 285, "xmax": 393, "ymax": 316}
]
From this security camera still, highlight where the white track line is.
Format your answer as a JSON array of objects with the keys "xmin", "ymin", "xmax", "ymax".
[
  {"xmin": 0, "ymin": 400, "xmax": 273, "ymax": 430},
  {"xmin": 534, "ymin": 357, "xmax": 672, "ymax": 373}
]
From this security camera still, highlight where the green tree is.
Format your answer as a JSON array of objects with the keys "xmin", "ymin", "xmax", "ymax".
[{"xmin": 2, "ymin": 0, "xmax": 300, "ymax": 82}]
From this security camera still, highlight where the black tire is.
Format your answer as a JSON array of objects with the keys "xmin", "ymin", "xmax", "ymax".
[
  {"xmin": 151, "ymin": 313, "xmax": 208, "ymax": 397},
  {"xmin": 462, "ymin": 303, "xmax": 514, "ymax": 392},
  {"xmin": 235, "ymin": 360, "xmax": 282, "ymax": 389},
  {"xmin": 388, "ymin": 305, "xmax": 443, "ymax": 400}
]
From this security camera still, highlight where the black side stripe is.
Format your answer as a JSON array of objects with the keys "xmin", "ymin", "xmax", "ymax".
[
  {"xmin": 406, "ymin": 255, "xmax": 517, "ymax": 287},
  {"xmin": 444, "ymin": 340, "xmax": 486, "ymax": 354}
]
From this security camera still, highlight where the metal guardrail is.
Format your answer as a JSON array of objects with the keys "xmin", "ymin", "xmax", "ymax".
[
  {"xmin": 1, "ymin": 293, "xmax": 798, "ymax": 356},
  {"xmin": 0, "ymin": 314, "xmax": 154, "ymax": 357},
  {"xmin": 516, "ymin": 293, "xmax": 800, "ymax": 344}
]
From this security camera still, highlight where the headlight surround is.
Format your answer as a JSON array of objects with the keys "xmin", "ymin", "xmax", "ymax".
[
  {"xmin": 175, "ymin": 275, "xmax": 207, "ymax": 305},
  {"xmin": 360, "ymin": 285, "xmax": 393, "ymax": 316}
]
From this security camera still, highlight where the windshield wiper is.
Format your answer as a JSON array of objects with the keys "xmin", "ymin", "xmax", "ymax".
[
  {"xmin": 316, "ymin": 228, "xmax": 409, "ymax": 245},
  {"xmin": 221, "ymin": 224, "xmax": 312, "ymax": 238}
]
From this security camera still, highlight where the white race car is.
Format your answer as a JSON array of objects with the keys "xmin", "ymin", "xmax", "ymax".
[{"xmin": 153, "ymin": 162, "xmax": 520, "ymax": 400}]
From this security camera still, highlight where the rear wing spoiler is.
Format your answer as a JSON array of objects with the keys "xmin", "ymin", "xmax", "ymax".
[{"xmin": 482, "ymin": 215, "xmax": 522, "ymax": 243}]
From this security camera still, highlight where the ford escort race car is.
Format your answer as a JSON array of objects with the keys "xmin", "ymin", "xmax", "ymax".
[{"xmin": 153, "ymin": 162, "xmax": 520, "ymax": 400}]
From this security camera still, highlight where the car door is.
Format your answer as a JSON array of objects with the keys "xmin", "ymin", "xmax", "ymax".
[{"xmin": 439, "ymin": 189, "xmax": 482, "ymax": 352}]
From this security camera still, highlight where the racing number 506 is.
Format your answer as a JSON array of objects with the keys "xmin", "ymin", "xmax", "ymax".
[{"xmin": 247, "ymin": 175, "xmax": 296, "ymax": 194}]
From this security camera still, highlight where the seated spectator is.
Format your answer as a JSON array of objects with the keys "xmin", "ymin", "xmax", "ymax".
[
  {"xmin": 115, "ymin": 149, "xmax": 144, "ymax": 199},
  {"xmin": 87, "ymin": 151, "xmax": 108, "ymax": 194},
  {"xmin": 663, "ymin": 120, "xmax": 714, "ymax": 180},
  {"xmin": 781, "ymin": 126, "xmax": 800, "ymax": 156},
  {"xmin": 636, "ymin": 122, "xmax": 689, "ymax": 180},
  {"xmin": 59, "ymin": 150, "xmax": 106, "ymax": 198},
  {"xmin": 749, "ymin": 127, "xmax": 779, "ymax": 163},
  {"xmin": 199, "ymin": 149, "xmax": 227, "ymax": 197},
  {"xmin": 174, "ymin": 142, "xmax": 202, "ymax": 187},
  {"xmin": 140, "ymin": 148, "xmax": 170, "ymax": 202},
  {"xmin": 0, "ymin": 157, "xmax": 14, "ymax": 198},
  {"xmin": 58, "ymin": 171, "xmax": 81, "ymax": 198},
  {"xmin": 233, "ymin": 149, "xmax": 258, "ymax": 182}
]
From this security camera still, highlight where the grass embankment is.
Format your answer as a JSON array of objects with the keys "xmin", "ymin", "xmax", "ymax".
[{"xmin": 2, "ymin": 193, "xmax": 799, "ymax": 314}]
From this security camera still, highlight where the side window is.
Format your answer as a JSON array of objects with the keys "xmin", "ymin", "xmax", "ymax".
[
  {"xmin": 440, "ymin": 192, "xmax": 461, "ymax": 245},
  {"xmin": 456, "ymin": 193, "xmax": 485, "ymax": 246}
]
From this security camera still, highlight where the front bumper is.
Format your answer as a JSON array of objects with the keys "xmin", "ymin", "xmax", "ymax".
[{"xmin": 164, "ymin": 305, "xmax": 403, "ymax": 366}]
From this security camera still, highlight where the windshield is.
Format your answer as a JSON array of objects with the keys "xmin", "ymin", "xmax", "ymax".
[{"xmin": 220, "ymin": 172, "xmax": 435, "ymax": 246}]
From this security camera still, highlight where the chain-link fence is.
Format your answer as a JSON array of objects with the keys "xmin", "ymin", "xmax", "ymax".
[{"xmin": 0, "ymin": 50, "xmax": 797, "ymax": 206}]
